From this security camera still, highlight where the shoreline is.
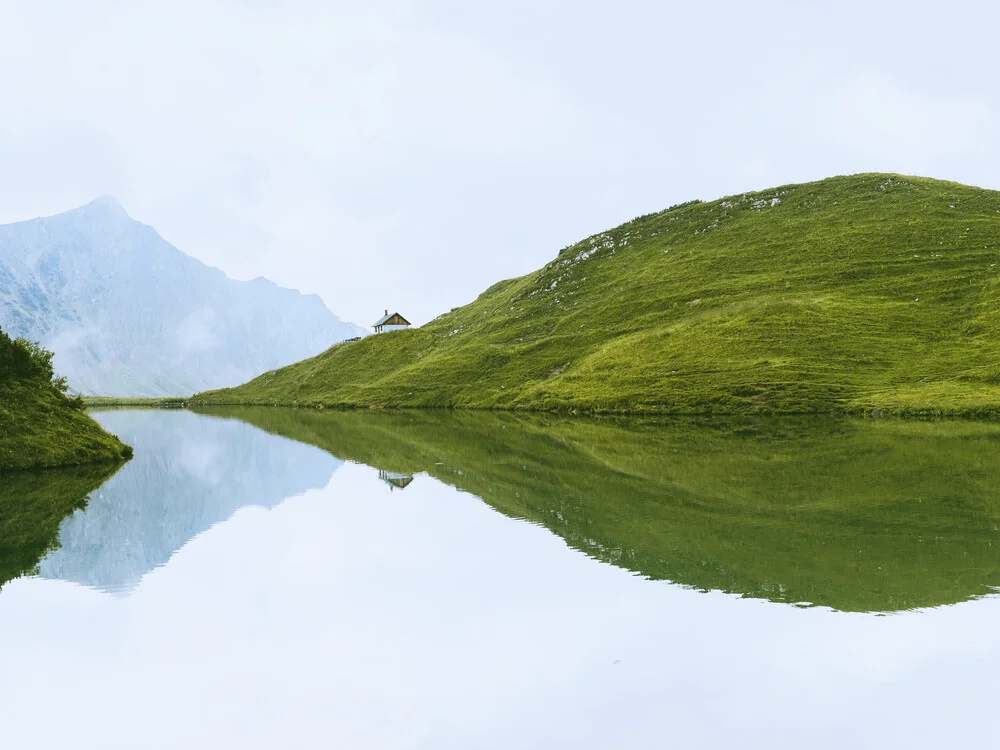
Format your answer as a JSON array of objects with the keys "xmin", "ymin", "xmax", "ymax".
[
  {"xmin": 82, "ymin": 396, "xmax": 189, "ymax": 409},
  {"xmin": 176, "ymin": 399, "xmax": 1000, "ymax": 422}
]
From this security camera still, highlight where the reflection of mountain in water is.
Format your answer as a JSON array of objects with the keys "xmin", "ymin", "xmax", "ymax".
[
  {"xmin": 199, "ymin": 407, "xmax": 1000, "ymax": 613},
  {"xmin": 0, "ymin": 463, "xmax": 124, "ymax": 590},
  {"xmin": 39, "ymin": 410, "xmax": 341, "ymax": 594}
]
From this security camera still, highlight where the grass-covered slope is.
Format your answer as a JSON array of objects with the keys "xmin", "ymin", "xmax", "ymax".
[
  {"xmin": 0, "ymin": 329, "xmax": 132, "ymax": 471},
  {"xmin": 200, "ymin": 173, "xmax": 1000, "ymax": 414}
]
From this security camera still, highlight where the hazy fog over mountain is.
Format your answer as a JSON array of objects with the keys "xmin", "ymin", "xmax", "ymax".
[{"xmin": 0, "ymin": 197, "xmax": 365, "ymax": 396}]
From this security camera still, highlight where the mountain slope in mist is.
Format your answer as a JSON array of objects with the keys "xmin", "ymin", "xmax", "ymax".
[{"xmin": 0, "ymin": 197, "xmax": 365, "ymax": 396}]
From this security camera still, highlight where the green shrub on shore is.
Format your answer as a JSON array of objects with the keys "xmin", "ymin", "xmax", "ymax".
[{"xmin": 0, "ymin": 329, "xmax": 132, "ymax": 472}]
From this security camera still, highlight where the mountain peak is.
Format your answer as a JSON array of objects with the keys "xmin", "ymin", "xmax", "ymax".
[{"xmin": 75, "ymin": 195, "xmax": 131, "ymax": 221}]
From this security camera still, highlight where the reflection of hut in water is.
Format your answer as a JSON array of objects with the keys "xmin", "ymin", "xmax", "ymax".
[{"xmin": 379, "ymin": 469, "xmax": 415, "ymax": 491}]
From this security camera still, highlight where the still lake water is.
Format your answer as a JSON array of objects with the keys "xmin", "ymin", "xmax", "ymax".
[{"xmin": 3, "ymin": 408, "xmax": 1000, "ymax": 747}]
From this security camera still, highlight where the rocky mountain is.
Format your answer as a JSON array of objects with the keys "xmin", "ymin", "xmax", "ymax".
[{"xmin": 0, "ymin": 197, "xmax": 365, "ymax": 396}]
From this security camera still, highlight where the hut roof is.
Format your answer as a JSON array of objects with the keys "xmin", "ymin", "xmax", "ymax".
[{"xmin": 373, "ymin": 312, "xmax": 411, "ymax": 327}]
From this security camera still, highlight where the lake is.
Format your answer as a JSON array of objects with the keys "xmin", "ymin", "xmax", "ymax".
[{"xmin": 2, "ymin": 408, "xmax": 1000, "ymax": 748}]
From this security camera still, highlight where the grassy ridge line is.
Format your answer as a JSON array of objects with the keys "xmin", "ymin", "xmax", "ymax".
[
  {"xmin": 197, "ymin": 173, "xmax": 1000, "ymax": 415},
  {"xmin": 0, "ymin": 330, "xmax": 133, "ymax": 472}
]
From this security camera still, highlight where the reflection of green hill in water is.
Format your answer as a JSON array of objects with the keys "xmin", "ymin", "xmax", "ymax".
[
  {"xmin": 0, "ymin": 463, "xmax": 123, "ymax": 588},
  {"xmin": 198, "ymin": 407, "xmax": 1000, "ymax": 613}
]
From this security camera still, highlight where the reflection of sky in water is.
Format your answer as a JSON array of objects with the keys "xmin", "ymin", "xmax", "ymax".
[
  {"xmin": 2, "ymin": 412, "xmax": 999, "ymax": 747},
  {"xmin": 38, "ymin": 410, "xmax": 340, "ymax": 594}
]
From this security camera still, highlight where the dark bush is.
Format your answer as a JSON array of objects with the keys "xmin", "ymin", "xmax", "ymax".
[{"xmin": 0, "ymin": 328, "xmax": 58, "ymax": 385}]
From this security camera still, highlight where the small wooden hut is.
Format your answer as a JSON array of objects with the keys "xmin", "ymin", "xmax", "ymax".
[{"xmin": 372, "ymin": 310, "xmax": 411, "ymax": 334}]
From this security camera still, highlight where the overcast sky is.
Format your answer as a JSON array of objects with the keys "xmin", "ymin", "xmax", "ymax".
[{"xmin": 0, "ymin": 0, "xmax": 997, "ymax": 326}]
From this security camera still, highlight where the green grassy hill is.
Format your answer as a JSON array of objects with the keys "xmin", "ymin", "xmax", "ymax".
[
  {"xmin": 199, "ymin": 173, "xmax": 1000, "ymax": 414},
  {"xmin": 196, "ymin": 407, "xmax": 1000, "ymax": 612},
  {"xmin": 0, "ymin": 329, "xmax": 133, "ymax": 471}
]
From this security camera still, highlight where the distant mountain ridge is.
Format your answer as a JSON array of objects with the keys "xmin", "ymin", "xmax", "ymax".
[{"xmin": 0, "ymin": 197, "xmax": 365, "ymax": 396}]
